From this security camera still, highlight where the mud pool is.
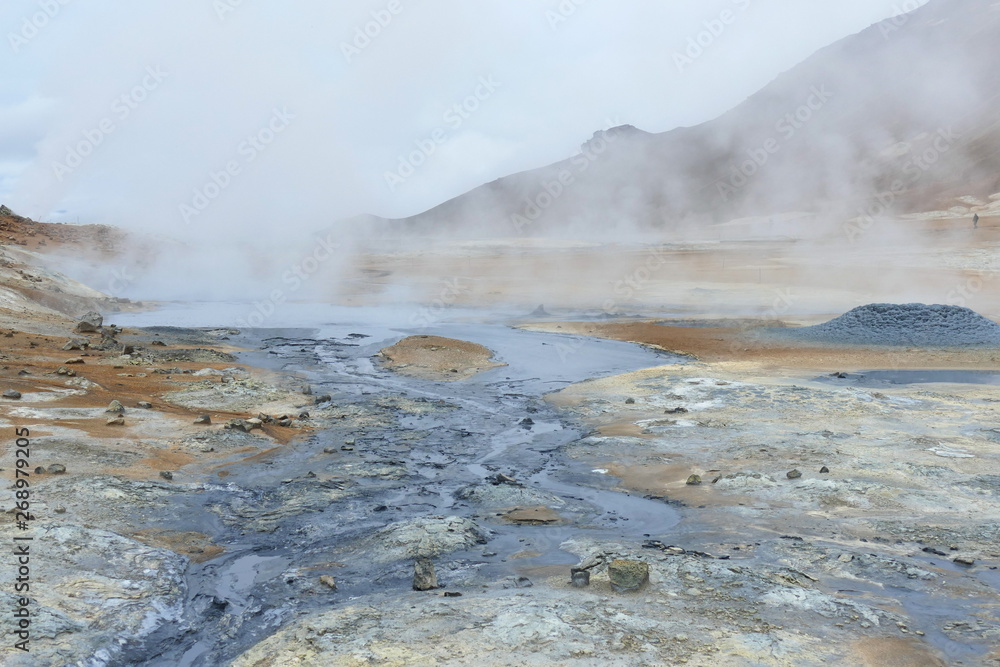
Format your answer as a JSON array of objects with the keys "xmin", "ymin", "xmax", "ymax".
[{"xmin": 108, "ymin": 304, "xmax": 685, "ymax": 665}]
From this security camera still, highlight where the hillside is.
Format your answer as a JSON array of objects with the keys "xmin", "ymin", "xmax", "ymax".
[{"xmin": 373, "ymin": 0, "xmax": 1000, "ymax": 237}]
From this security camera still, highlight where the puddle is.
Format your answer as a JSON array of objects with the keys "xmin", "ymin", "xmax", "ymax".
[{"xmin": 815, "ymin": 369, "xmax": 1000, "ymax": 387}]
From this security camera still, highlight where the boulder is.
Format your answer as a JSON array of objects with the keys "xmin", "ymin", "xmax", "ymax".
[
  {"xmin": 75, "ymin": 312, "xmax": 104, "ymax": 333},
  {"xmin": 413, "ymin": 558, "xmax": 438, "ymax": 591},
  {"xmin": 608, "ymin": 559, "xmax": 649, "ymax": 593}
]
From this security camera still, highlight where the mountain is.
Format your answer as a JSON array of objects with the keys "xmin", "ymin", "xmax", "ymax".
[{"xmin": 370, "ymin": 0, "xmax": 1000, "ymax": 238}]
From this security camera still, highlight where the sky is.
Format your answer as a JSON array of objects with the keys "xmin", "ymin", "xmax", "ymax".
[{"xmin": 0, "ymin": 0, "xmax": 927, "ymax": 239}]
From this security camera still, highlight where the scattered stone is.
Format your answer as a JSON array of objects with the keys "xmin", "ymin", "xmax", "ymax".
[
  {"xmin": 17, "ymin": 370, "xmax": 29, "ymax": 376},
  {"xmin": 53, "ymin": 506, "xmax": 66, "ymax": 514},
  {"xmin": 413, "ymin": 558, "xmax": 438, "ymax": 591},
  {"xmin": 625, "ymin": 397, "xmax": 635, "ymax": 404},
  {"xmin": 65, "ymin": 357, "xmax": 85, "ymax": 364},
  {"xmin": 922, "ymin": 547, "xmax": 948, "ymax": 557},
  {"xmin": 787, "ymin": 469, "xmax": 802, "ymax": 479},
  {"xmin": 953, "ymin": 556, "xmax": 975, "ymax": 566},
  {"xmin": 608, "ymin": 559, "xmax": 649, "ymax": 593},
  {"xmin": 519, "ymin": 417, "xmax": 534, "ymax": 426},
  {"xmin": 34, "ymin": 466, "xmax": 45, "ymax": 475},
  {"xmin": 106, "ymin": 400, "xmax": 126, "ymax": 414},
  {"xmin": 137, "ymin": 401, "xmax": 153, "ymax": 409},
  {"xmin": 151, "ymin": 340, "xmax": 166, "ymax": 346},
  {"xmin": 686, "ymin": 474, "xmax": 702, "ymax": 485},
  {"xmin": 819, "ymin": 466, "xmax": 830, "ymax": 474},
  {"xmin": 62, "ymin": 339, "xmax": 88, "ymax": 351},
  {"xmin": 47, "ymin": 464, "xmax": 66, "ymax": 474},
  {"xmin": 56, "ymin": 366, "xmax": 75, "ymax": 376},
  {"xmin": 299, "ymin": 411, "xmax": 310, "ymax": 420},
  {"xmin": 319, "ymin": 575, "xmax": 337, "ymax": 590},
  {"xmin": 257, "ymin": 413, "xmax": 273, "ymax": 423},
  {"xmin": 106, "ymin": 416, "xmax": 125, "ymax": 426},
  {"xmin": 194, "ymin": 415, "xmax": 212, "ymax": 425},
  {"xmin": 2, "ymin": 389, "xmax": 21, "ymax": 399},
  {"xmin": 159, "ymin": 471, "xmax": 173, "ymax": 481},
  {"xmin": 277, "ymin": 418, "xmax": 293, "ymax": 427},
  {"xmin": 442, "ymin": 591, "xmax": 462, "ymax": 597},
  {"xmin": 570, "ymin": 568, "xmax": 591, "ymax": 588},
  {"xmin": 488, "ymin": 473, "xmax": 519, "ymax": 486},
  {"xmin": 665, "ymin": 407, "xmax": 688, "ymax": 414},
  {"xmin": 74, "ymin": 311, "xmax": 104, "ymax": 333},
  {"xmin": 314, "ymin": 394, "xmax": 332, "ymax": 404}
]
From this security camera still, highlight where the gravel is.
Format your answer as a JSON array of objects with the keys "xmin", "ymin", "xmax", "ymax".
[{"xmin": 771, "ymin": 303, "xmax": 1000, "ymax": 346}]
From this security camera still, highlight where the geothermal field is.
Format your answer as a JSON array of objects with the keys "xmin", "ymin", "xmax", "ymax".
[{"xmin": 2, "ymin": 0, "xmax": 1000, "ymax": 665}]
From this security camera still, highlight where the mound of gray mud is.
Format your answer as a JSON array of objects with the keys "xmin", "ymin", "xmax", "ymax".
[{"xmin": 773, "ymin": 303, "xmax": 1000, "ymax": 346}]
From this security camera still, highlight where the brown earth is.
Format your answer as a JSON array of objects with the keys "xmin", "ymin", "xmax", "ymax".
[{"xmin": 379, "ymin": 335, "xmax": 506, "ymax": 381}]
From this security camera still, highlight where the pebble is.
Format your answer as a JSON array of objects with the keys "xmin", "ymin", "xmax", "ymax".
[
  {"xmin": 160, "ymin": 471, "xmax": 174, "ymax": 480},
  {"xmin": 106, "ymin": 400, "xmax": 125, "ymax": 414},
  {"xmin": 953, "ymin": 556, "xmax": 975, "ymax": 566},
  {"xmin": 786, "ymin": 469, "xmax": 802, "ymax": 479},
  {"xmin": 194, "ymin": 415, "xmax": 212, "ymax": 425},
  {"xmin": 137, "ymin": 401, "xmax": 153, "ymax": 409},
  {"xmin": 319, "ymin": 575, "xmax": 337, "ymax": 590},
  {"xmin": 64, "ymin": 357, "xmax": 85, "ymax": 364},
  {"xmin": 819, "ymin": 466, "xmax": 830, "ymax": 474},
  {"xmin": 106, "ymin": 416, "xmax": 125, "ymax": 426},
  {"xmin": 686, "ymin": 474, "xmax": 702, "ymax": 486},
  {"xmin": 625, "ymin": 397, "xmax": 635, "ymax": 404},
  {"xmin": 2, "ymin": 389, "xmax": 22, "ymax": 399},
  {"xmin": 571, "ymin": 568, "xmax": 591, "ymax": 588},
  {"xmin": 47, "ymin": 464, "xmax": 67, "ymax": 474}
]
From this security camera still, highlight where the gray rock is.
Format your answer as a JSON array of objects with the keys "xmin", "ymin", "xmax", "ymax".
[
  {"xmin": 74, "ymin": 311, "xmax": 104, "ymax": 333},
  {"xmin": 195, "ymin": 415, "xmax": 212, "ymax": 424},
  {"xmin": 608, "ymin": 559, "xmax": 649, "ymax": 593},
  {"xmin": 570, "ymin": 568, "xmax": 590, "ymax": 588},
  {"xmin": 362, "ymin": 516, "xmax": 489, "ymax": 563},
  {"xmin": 787, "ymin": 469, "xmax": 803, "ymax": 479},
  {"xmin": 47, "ymin": 464, "xmax": 67, "ymax": 474},
  {"xmin": 413, "ymin": 558, "xmax": 438, "ymax": 591},
  {"xmin": 3, "ymin": 389, "xmax": 21, "ymax": 399},
  {"xmin": 106, "ymin": 399, "xmax": 125, "ymax": 414},
  {"xmin": 62, "ymin": 339, "xmax": 88, "ymax": 351},
  {"xmin": 137, "ymin": 401, "xmax": 153, "ymax": 409},
  {"xmin": 686, "ymin": 474, "xmax": 702, "ymax": 485},
  {"xmin": 106, "ymin": 416, "xmax": 125, "ymax": 426},
  {"xmin": 320, "ymin": 575, "xmax": 338, "ymax": 590},
  {"xmin": 159, "ymin": 471, "xmax": 173, "ymax": 480}
]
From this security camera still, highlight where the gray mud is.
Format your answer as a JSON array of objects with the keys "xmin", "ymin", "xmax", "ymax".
[
  {"xmin": 101, "ymin": 307, "xmax": 684, "ymax": 665},
  {"xmin": 767, "ymin": 303, "xmax": 1000, "ymax": 346}
]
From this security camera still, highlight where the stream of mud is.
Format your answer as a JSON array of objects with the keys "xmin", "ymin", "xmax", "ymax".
[{"xmin": 109, "ymin": 305, "xmax": 683, "ymax": 665}]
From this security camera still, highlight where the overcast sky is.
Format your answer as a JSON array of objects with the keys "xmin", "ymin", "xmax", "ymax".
[{"xmin": 0, "ymin": 0, "xmax": 925, "ymax": 238}]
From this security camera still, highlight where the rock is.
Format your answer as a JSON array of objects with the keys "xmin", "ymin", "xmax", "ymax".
[
  {"xmin": 2, "ymin": 389, "xmax": 21, "ymax": 399},
  {"xmin": 121, "ymin": 344, "xmax": 135, "ymax": 355},
  {"xmin": 608, "ymin": 559, "xmax": 649, "ymax": 593},
  {"xmin": 62, "ymin": 339, "xmax": 88, "ymax": 351},
  {"xmin": 159, "ymin": 471, "xmax": 173, "ymax": 481},
  {"xmin": 225, "ymin": 419, "xmax": 260, "ymax": 432},
  {"xmin": 364, "ymin": 516, "xmax": 489, "ymax": 563},
  {"xmin": 319, "ymin": 575, "xmax": 338, "ymax": 590},
  {"xmin": 314, "ymin": 394, "xmax": 332, "ymax": 404},
  {"xmin": 56, "ymin": 366, "xmax": 75, "ymax": 376},
  {"xmin": 34, "ymin": 466, "xmax": 46, "ymax": 474},
  {"xmin": 819, "ymin": 466, "xmax": 830, "ymax": 474},
  {"xmin": 47, "ymin": 464, "xmax": 67, "ymax": 474},
  {"xmin": 686, "ymin": 474, "xmax": 702, "ymax": 486},
  {"xmin": 571, "ymin": 568, "xmax": 590, "ymax": 588},
  {"xmin": 245, "ymin": 418, "xmax": 264, "ymax": 430},
  {"xmin": 75, "ymin": 311, "xmax": 104, "ymax": 333},
  {"xmin": 299, "ymin": 411, "xmax": 310, "ymax": 420},
  {"xmin": 953, "ymin": 556, "xmax": 975, "ymax": 566},
  {"xmin": 65, "ymin": 357, "xmax": 85, "ymax": 365},
  {"xmin": 106, "ymin": 400, "xmax": 126, "ymax": 414},
  {"xmin": 257, "ymin": 413, "xmax": 273, "ymax": 423},
  {"xmin": 194, "ymin": 415, "xmax": 211, "ymax": 424},
  {"xmin": 625, "ymin": 397, "xmax": 635, "ymax": 404},
  {"xmin": 137, "ymin": 401, "xmax": 153, "ymax": 409},
  {"xmin": 53, "ymin": 506, "xmax": 66, "ymax": 514},
  {"xmin": 106, "ymin": 416, "xmax": 125, "ymax": 426},
  {"xmin": 665, "ymin": 407, "xmax": 689, "ymax": 414},
  {"xmin": 787, "ymin": 469, "xmax": 803, "ymax": 479},
  {"xmin": 519, "ymin": 417, "xmax": 534, "ymax": 426},
  {"xmin": 413, "ymin": 558, "xmax": 438, "ymax": 591},
  {"xmin": 277, "ymin": 418, "xmax": 293, "ymax": 427}
]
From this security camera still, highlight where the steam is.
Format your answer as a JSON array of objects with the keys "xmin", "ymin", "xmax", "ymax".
[{"xmin": 7, "ymin": 0, "xmax": 986, "ymax": 319}]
